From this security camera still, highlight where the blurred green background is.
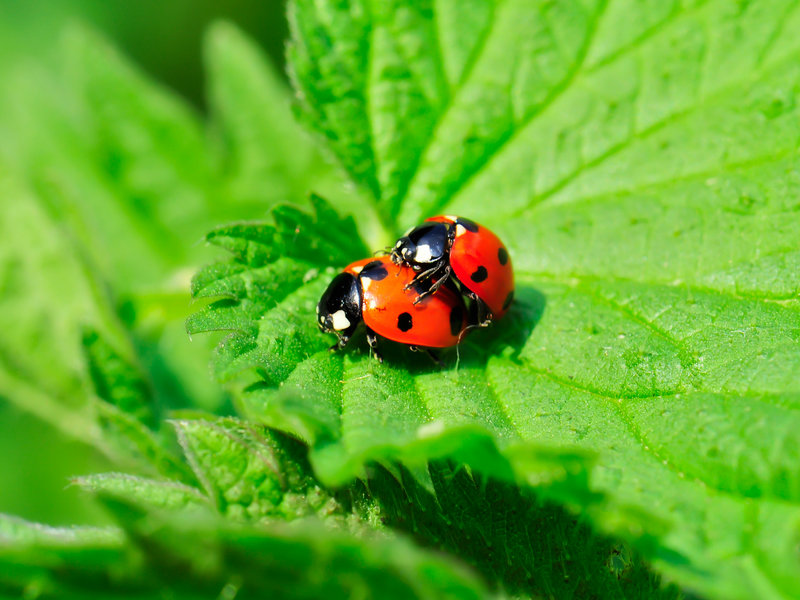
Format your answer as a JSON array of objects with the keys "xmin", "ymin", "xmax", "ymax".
[
  {"xmin": 0, "ymin": 0, "xmax": 288, "ymax": 106},
  {"xmin": 0, "ymin": 0, "xmax": 288, "ymax": 526}
]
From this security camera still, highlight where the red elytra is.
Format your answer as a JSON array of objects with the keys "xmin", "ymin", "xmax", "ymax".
[
  {"xmin": 342, "ymin": 256, "xmax": 375, "ymax": 277},
  {"xmin": 351, "ymin": 257, "xmax": 467, "ymax": 348},
  {"xmin": 424, "ymin": 216, "xmax": 514, "ymax": 320}
]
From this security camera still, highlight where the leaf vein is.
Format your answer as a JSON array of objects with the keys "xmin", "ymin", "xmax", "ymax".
[
  {"xmin": 394, "ymin": 0, "xmax": 500, "ymax": 220},
  {"xmin": 581, "ymin": 282, "xmax": 694, "ymax": 358},
  {"xmin": 424, "ymin": 0, "xmax": 610, "ymax": 217},
  {"xmin": 523, "ymin": 55, "xmax": 800, "ymax": 214}
]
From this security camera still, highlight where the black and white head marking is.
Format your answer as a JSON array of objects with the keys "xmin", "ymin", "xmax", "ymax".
[{"xmin": 316, "ymin": 272, "xmax": 362, "ymax": 337}]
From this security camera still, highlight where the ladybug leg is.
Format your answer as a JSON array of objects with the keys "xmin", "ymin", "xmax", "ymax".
[
  {"xmin": 424, "ymin": 348, "xmax": 442, "ymax": 366},
  {"xmin": 404, "ymin": 264, "xmax": 441, "ymax": 289},
  {"xmin": 408, "ymin": 346, "xmax": 442, "ymax": 366},
  {"xmin": 365, "ymin": 328, "xmax": 383, "ymax": 363},
  {"xmin": 329, "ymin": 324, "xmax": 358, "ymax": 353},
  {"xmin": 412, "ymin": 265, "xmax": 451, "ymax": 305},
  {"xmin": 329, "ymin": 335, "xmax": 349, "ymax": 352},
  {"xmin": 405, "ymin": 262, "xmax": 450, "ymax": 300}
]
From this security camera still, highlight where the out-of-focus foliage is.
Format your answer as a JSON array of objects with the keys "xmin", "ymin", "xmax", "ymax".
[
  {"xmin": 0, "ymin": 0, "xmax": 291, "ymax": 528},
  {"xmin": 0, "ymin": 20, "xmax": 342, "ymax": 423},
  {"xmin": 0, "ymin": 0, "xmax": 289, "ymax": 107}
]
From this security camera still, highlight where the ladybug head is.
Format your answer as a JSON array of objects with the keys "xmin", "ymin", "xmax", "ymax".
[
  {"xmin": 390, "ymin": 236, "xmax": 417, "ymax": 266},
  {"xmin": 317, "ymin": 272, "xmax": 362, "ymax": 338},
  {"xmin": 390, "ymin": 222, "xmax": 450, "ymax": 271}
]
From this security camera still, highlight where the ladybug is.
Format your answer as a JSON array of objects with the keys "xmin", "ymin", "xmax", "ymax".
[
  {"xmin": 390, "ymin": 216, "xmax": 514, "ymax": 322},
  {"xmin": 316, "ymin": 256, "xmax": 468, "ymax": 362}
]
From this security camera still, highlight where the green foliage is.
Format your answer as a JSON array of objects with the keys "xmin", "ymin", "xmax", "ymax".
[
  {"xmin": 0, "ymin": 171, "xmax": 128, "ymax": 443},
  {"xmin": 1, "ymin": 433, "xmax": 492, "ymax": 600},
  {"xmin": 201, "ymin": 0, "xmax": 800, "ymax": 598},
  {"xmin": 2, "ymin": 413, "xmax": 672, "ymax": 599},
  {"xmin": 1, "ymin": 1, "xmax": 800, "ymax": 599}
]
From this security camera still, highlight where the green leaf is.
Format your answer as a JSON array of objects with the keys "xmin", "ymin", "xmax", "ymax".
[
  {"xmin": 365, "ymin": 461, "xmax": 678, "ymax": 599},
  {"xmin": 81, "ymin": 328, "xmax": 155, "ymax": 426},
  {"xmin": 0, "ymin": 513, "xmax": 128, "ymax": 596},
  {"xmin": 206, "ymin": 22, "xmax": 387, "ymax": 246},
  {"xmin": 288, "ymin": 0, "xmax": 381, "ymax": 204},
  {"xmin": 94, "ymin": 403, "xmax": 193, "ymax": 483},
  {"xmin": 81, "ymin": 326, "xmax": 192, "ymax": 481},
  {"xmin": 173, "ymin": 418, "xmax": 339, "ymax": 522},
  {"xmin": 64, "ymin": 25, "xmax": 210, "ymax": 262},
  {"xmin": 0, "ymin": 169, "xmax": 129, "ymax": 444},
  {"xmin": 193, "ymin": 2, "xmax": 800, "ymax": 598},
  {"xmin": 0, "ymin": 22, "xmax": 365, "ymax": 422},
  {"xmin": 107, "ymin": 506, "xmax": 490, "ymax": 600},
  {"xmin": 0, "ymin": 501, "xmax": 489, "ymax": 600},
  {"xmin": 73, "ymin": 473, "xmax": 210, "ymax": 512},
  {"xmin": 1, "ymin": 439, "xmax": 675, "ymax": 600},
  {"xmin": 192, "ymin": 199, "xmax": 674, "ymax": 597},
  {"xmin": 0, "ymin": 514, "xmax": 125, "ymax": 553},
  {"xmin": 0, "ymin": 21, "xmax": 335, "ymax": 432},
  {"xmin": 206, "ymin": 21, "xmax": 321, "ymax": 209}
]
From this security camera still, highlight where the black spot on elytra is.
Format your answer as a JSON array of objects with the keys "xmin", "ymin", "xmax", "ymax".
[
  {"xmin": 498, "ymin": 246, "xmax": 509, "ymax": 265},
  {"xmin": 502, "ymin": 290, "xmax": 514, "ymax": 310},
  {"xmin": 361, "ymin": 261, "xmax": 389, "ymax": 280},
  {"xmin": 457, "ymin": 217, "xmax": 479, "ymax": 233},
  {"xmin": 397, "ymin": 312, "xmax": 413, "ymax": 332},
  {"xmin": 449, "ymin": 305, "xmax": 463, "ymax": 336},
  {"xmin": 470, "ymin": 266, "xmax": 488, "ymax": 283}
]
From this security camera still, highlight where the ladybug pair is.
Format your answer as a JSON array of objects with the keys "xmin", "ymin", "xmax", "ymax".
[{"xmin": 317, "ymin": 216, "xmax": 514, "ymax": 362}]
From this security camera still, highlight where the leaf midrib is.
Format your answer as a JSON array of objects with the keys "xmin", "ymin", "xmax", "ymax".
[
  {"xmin": 385, "ymin": 0, "xmax": 497, "ymax": 222},
  {"xmin": 426, "ymin": 0, "xmax": 611, "ymax": 219}
]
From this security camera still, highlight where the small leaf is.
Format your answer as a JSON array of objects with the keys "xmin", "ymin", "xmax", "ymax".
[
  {"xmin": 0, "ymin": 514, "xmax": 128, "ymax": 595},
  {"xmin": 288, "ymin": 0, "xmax": 381, "ymax": 204},
  {"xmin": 205, "ymin": 223, "xmax": 282, "ymax": 267},
  {"xmin": 82, "ymin": 328, "xmax": 155, "ymax": 426},
  {"xmin": 0, "ymin": 514, "xmax": 125, "ymax": 551},
  {"xmin": 96, "ymin": 403, "xmax": 192, "ymax": 483},
  {"xmin": 74, "ymin": 473, "xmax": 210, "ymax": 512},
  {"xmin": 172, "ymin": 419, "xmax": 337, "ymax": 522}
]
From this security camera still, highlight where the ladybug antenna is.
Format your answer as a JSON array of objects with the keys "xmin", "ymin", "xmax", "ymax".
[
  {"xmin": 457, "ymin": 322, "xmax": 481, "ymax": 343},
  {"xmin": 454, "ymin": 321, "xmax": 484, "ymax": 372}
]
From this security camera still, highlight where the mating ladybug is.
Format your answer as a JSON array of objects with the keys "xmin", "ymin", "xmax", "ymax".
[
  {"xmin": 390, "ymin": 216, "xmax": 514, "ymax": 322},
  {"xmin": 317, "ymin": 256, "xmax": 468, "ymax": 362}
]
